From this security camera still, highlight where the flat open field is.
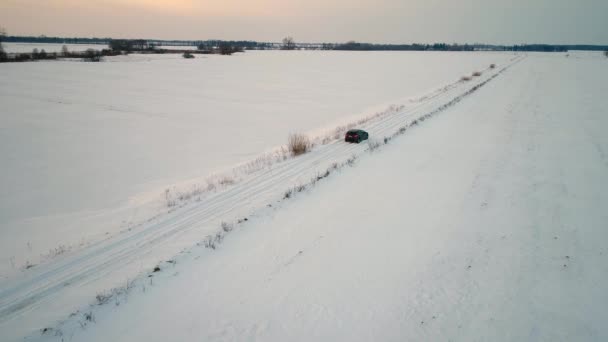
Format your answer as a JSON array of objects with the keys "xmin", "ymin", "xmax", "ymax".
[
  {"xmin": 0, "ymin": 50, "xmax": 511, "ymax": 274},
  {"xmin": 3, "ymin": 50, "xmax": 607, "ymax": 342}
]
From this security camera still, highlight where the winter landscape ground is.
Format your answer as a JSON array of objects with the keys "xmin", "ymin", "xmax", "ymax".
[
  {"xmin": 1, "ymin": 49, "xmax": 607, "ymax": 341},
  {"xmin": 0, "ymin": 50, "xmax": 512, "ymax": 276}
]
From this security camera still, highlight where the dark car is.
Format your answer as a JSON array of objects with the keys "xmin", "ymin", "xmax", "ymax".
[{"xmin": 345, "ymin": 129, "xmax": 369, "ymax": 143}]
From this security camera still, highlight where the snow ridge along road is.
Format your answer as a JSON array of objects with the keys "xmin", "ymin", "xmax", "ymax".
[{"xmin": 0, "ymin": 56, "xmax": 523, "ymax": 340}]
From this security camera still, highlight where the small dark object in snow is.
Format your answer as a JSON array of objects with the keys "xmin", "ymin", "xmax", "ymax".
[
  {"xmin": 153, "ymin": 266, "xmax": 161, "ymax": 272},
  {"xmin": 244, "ymin": 218, "xmax": 248, "ymax": 221},
  {"xmin": 565, "ymin": 256, "xmax": 570, "ymax": 259},
  {"xmin": 563, "ymin": 264, "xmax": 567, "ymax": 268},
  {"xmin": 467, "ymin": 265, "xmax": 472, "ymax": 269}
]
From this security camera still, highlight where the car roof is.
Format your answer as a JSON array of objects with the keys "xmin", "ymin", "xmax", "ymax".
[{"xmin": 346, "ymin": 129, "xmax": 366, "ymax": 133}]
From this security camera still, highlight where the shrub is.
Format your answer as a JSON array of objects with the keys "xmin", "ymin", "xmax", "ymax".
[
  {"xmin": 490, "ymin": 63, "xmax": 496, "ymax": 69},
  {"xmin": 472, "ymin": 71, "xmax": 482, "ymax": 77},
  {"xmin": 604, "ymin": 50, "xmax": 608, "ymax": 58},
  {"xmin": 218, "ymin": 44, "xmax": 243, "ymax": 55},
  {"xmin": 368, "ymin": 139, "xmax": 382, "ymax": 152},
  {"xmin": 83, "ymin": 49, "xmax": 102, "ymax": 62},
  {"xmin": 461, "ymin": 76, "xmax": 472, "ymax": 81},
  {"xmin": 221, "ymin": 222, "xmax": 233, "ymax": 232},
  {"xmin": 288, "ymin": 133, "xmax": 310, "ymax": 156},
  {"xmin": 218, "ymin": 176, "xmax": 234, "ymax": 186},
  {"xmin": 96, "ymin": 292, "xmax": 112, "ymax": 305},
  {"xmin": 15, "ymin": 53, "xmax": 30, "ymax": 62},
  {"xmin": 183, "ymin": 51, "xmax": 195, "ymax": 59}
]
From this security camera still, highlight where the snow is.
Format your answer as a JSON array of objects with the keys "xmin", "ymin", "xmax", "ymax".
[
  {"xmin": 156, "ymin": 45, "xmax": 198, "ymax": 50},
  {"xmin": 2, "ymin": 50, "xmax": 607, "ymax": 341},
  {"xmin": 0, "ymin": 50, "xmax": 511, "ymax": 276}
]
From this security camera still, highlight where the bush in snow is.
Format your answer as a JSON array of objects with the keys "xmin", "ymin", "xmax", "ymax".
[
  {"xmin": 368, "ymin": 139, "xmax": 382, "ymax": 152},
  {"xmin": 83, "ymin": 49, "xmax": 103, "ymax": 62},
  {"xmin": 604, "ymin": 50, "xmax": 608, "ymax": 58},
  {"xmin": 288, "ymin": 133, "xmax": 310, "ymax": 156},
  {"xmin": 472, "ymin": 71, "xmax": 482, "ymax": 77},
  {"xmin": 490, "ymin": 63, "xmax": 496, "ymax": 69},
  {"xmin": 461, "ymin": 76, "xmax": 472, "ymax": 81},
  {"xmin": 183, "ymin": 51, "xmax": 195, "ymax": 59}
]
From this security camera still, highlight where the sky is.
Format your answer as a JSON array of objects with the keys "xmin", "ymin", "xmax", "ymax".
[{"xmin": 1, "ymin": 0, "xmax": 607, "ymax": 44}]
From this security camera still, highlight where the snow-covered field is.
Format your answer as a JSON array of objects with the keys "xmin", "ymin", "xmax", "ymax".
[
  {"xmin": 1, "ymin": 50, "xmax": 607, "ymax": 341},
  {"xmin": 2, "ymin": 43, "xmax": 107, "ymax": 53},
  {"xmin": 0, "ymin": 50, "xmax": 511, "ymax": 276},
  {"xmin": 157, "ymin": 45, "xmax": 198, "ymax": 50},
  {"xmin": 76, "ymin": 51, "xmax": 606, "ymax": 342}
]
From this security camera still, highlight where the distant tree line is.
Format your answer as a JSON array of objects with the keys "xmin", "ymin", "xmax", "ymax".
[
  {"xmin": 205, "ymin": 40, "xmax": 271, "ymax": 50},
  {"xmin": 109, "ymin": 39, "xmax": 154, "ymax": 52},
  {"xmin": 512, "ymin": 44, "xmax": 567, "ymax": 52},
  {"xmin": 325, "ymin": 41, "xmax": 476, "ymax": 51},
  {"xmin": 0, "ymin": 27, "xmax": 6, "ymax": 61},
  {"xmin": 196, "ymin": 41, "xmax": 247, "ymax": 55},
  {"xmin": 323, "ymin": 42, "xmax": 588, "ymax": 52},
  {"xmin": 3, "ymin": 33, "xmax": 608, "ymax": 57}
]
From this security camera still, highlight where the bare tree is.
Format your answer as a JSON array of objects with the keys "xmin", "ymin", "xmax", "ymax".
[
  {"xmin": 0, "ymin": 27, "xmax": 6, "ymax": 60},
  {"xmin": 61, "ymin": 45, "xmax": 69, "ymax": 57},
  {"xmin": 282, "ymin": 36, "xmax": 296, "ymax": 50}
]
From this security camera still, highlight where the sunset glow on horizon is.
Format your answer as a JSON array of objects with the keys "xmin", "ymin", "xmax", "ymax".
[{"xmin": 1, "ymin": 0, "xmax": 607, "ymax": 44}]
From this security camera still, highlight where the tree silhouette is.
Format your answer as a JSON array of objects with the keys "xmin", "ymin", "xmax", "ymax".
[
  {"xmin": 282, "ymin": 37, "xmax": 296, "ymax": 50},
  {"xmin": 0, "ymin": 27, "xmax": 6, "ymax": 61}
]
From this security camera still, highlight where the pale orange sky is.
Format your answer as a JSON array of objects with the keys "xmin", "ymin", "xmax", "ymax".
[{"xmin": 1, "ymin": 0, "xmax": 607, "ymax": 44}]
